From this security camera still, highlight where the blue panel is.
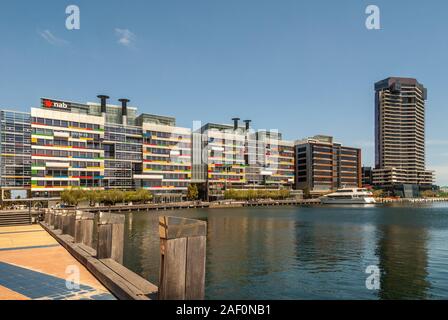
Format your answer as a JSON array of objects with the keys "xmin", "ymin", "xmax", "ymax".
[{"xmin": 0, "ymin": 262, "xmax": 115, "ymax": 300}]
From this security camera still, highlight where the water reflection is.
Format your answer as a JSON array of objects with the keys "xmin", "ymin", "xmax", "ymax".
[
  {"xmin": 375, "ymin": 222, "xmax": 430, "ymax": 299},
  {"xmin": 206, "ymin": 212, "xmax": 298, "ymax": 297},
  {"xmin": 121, "ymin": 204, "xmax": 448, "ymax": 300},
  {"xmin": 294, "ymin": 221, "xmax": 366, "ymax": 273},
  {"xmin": 123, "ymin": 212, "xmax": 160, "ymax": 284}
]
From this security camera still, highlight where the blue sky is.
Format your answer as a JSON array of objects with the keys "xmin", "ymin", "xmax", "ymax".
[{"xmin": 0, "ymin": 0, "xmax": 447, "ymax": 185}]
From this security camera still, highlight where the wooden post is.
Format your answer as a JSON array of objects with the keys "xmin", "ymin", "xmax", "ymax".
[
  {"xmin": 158, "ymin": 216, "xmax": 207, "ymax": 300},
  {"xmin": 44, "ymin": 209, "xmax": 50, "ymax": 224},
  {"xmin": 62, "ymin": 211, "xmax": 73, "ymax": 235},
  {"xmin": 97, "ymin": 212, "xmax": 125, "ymax": 264},
  {"xmin": 54, "ymin": 211, "xmax": 63, "ymax": 231},
  {"xmin": 74, "ymin": 211, "xmax": 94, "ymax": 248},
  {"xmin": 48, "ymin": 210, "xmax": 55, "ymax": 228},
  {"xmin": 67, "ymin": 211, "xmax": 76, "ymax": 237}
]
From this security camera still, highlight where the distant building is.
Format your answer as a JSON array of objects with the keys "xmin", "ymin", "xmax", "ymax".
[
  {"xmin": 362, "ymin": 167, "xmax": 373, "ymax": 187},
  {"xmin": 135, "ymin": 113, "xmax": 192, "ymax": 202},
  {"xmin": 31, "ymin": 98, "xmax": 107, "ymax": 199},
  {"xmin": 0, "ymin": 96, "xmax": 193, "ymax": 202},
  {"xmin": 373, "ymin": 77, "xmax": 434, "ymax": 196},
  {"xmin": 295, "ymin": 135, "xmax": 362, "ymax": 197},
  {"xmin": 192, "ymin": 119, "xmax": 295, "ymax": 200}
]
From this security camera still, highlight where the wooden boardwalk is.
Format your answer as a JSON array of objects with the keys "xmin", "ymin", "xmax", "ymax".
[
  {"xmin": 0, "ymin": 224, "xmax": 115, "ymax": 300},
  {"xmin": 73, "ymin": 199, "xmax": 320, "ymax": 214}
]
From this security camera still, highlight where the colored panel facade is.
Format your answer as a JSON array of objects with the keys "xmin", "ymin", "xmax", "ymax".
[
  {"xmin": 2, "ymin": 98, "xmax": 300, "ymax": 202},
  {"xmin": 30, "ymin": 105, "xmax": 105, "ymax": 198},
  {"xmin": 135, "ymin": 114, "xmax": 192, "ymax": 196},
  {"xmin": 200, "ymin": 123, "xmax": 247, "ymax": 199},
  {"xmin": 196, "ymin": 122, "xmax": 296, "ymax": 199},
  {"xmin": 256, "ymin": 131, "xmax": 295, "ymax": 188}
]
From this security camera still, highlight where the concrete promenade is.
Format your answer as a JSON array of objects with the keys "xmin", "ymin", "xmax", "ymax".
[{"xmin": 0, "ymin": 224, "xmax": 115, "ymax": 300}]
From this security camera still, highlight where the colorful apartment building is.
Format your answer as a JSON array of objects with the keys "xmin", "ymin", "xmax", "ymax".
[
  {"xmin": 1, "ymin": 97, "xmax": 299, "ymax": 203},
  {"xmin": 256, "ymin": 130, "xmax": 295, "ymax": 188},
  {"xmin": 30, "ymin": 99, "xmax": 105, "ymax": 199},
  {"xmin": 0, "ymin": 96, "xmax": 194, "ymax": 202},
  {"xmin": 135, "ymin": 114, "xmax": 192, "ymax": 200},
  {"xmin": 199, "ymin": 122, "xmax": 247, "ymax": 199},
  {"xmin": 193, "ymin": 119, "xmax": 296, "ymax": 199}
]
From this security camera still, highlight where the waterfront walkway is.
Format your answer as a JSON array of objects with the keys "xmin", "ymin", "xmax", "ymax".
[{"xmin": 0, "ymin": 225, "xmax": 115, "ymax": 300}]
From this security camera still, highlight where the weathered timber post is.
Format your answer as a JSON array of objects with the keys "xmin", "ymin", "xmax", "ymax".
[
  {"xmin": 67, "ymin": 210, "xmax": 77, "ymax": 238},
  {"xmin": 74, "ymin": 211, "xmax": 94, "ymax": 247},
  {"xmin": 44, "ymin": 209, "xmax": 50, "ymax": 224},
  {"xmin": 54, "ymin": 211, "xmax": 63, "ymax": 231},
  {"xmin": 62, "ymin": 211, "xmax": 74, "ymax": 235},
  {"xmin": 158, "ymin": 216, "xmax": 207, "ymax": 300},
  {"xmin": 97, "ymin": 212, "xmax": 125, "ymax": 264},
  {"xmin": 48, "ymin": 210, "xmax": 55, "ymax": 228}
]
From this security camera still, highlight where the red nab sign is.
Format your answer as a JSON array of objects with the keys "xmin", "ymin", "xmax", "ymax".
[{"xmin": 41, "ymin": 99, "xmax": 71, "ymax": 111}]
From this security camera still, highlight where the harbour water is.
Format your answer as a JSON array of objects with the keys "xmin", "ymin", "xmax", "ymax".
[{"xmin": 122, "ymin": 203, "xmax": 448, "ymax": 300}]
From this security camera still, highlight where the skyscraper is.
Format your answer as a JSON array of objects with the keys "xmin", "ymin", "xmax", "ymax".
[{"xmin": 373, "ymin": 77, "xmax": 434, "ymax": 195}]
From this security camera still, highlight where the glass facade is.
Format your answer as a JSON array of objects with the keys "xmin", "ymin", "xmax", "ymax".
[
  {"xmin": 0, "ymin": 111, "xmax": 32, "ymax": 200},
  {"xmin": 103, "ymin": 124, "xmax": 142, "ymax": 189}
]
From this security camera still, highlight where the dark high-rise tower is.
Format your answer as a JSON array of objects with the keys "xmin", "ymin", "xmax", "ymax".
[{"xmin": 373, "ymin": 77, "xmax": 434, "ymax": 191}]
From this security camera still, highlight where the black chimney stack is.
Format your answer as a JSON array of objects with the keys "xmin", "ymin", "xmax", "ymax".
[
  {"xmin": 232, "ymin": 118, "xmax": 240, "ymax": 131},
  {"xmin": 97, "ymin": 95, "xmax": 109, "ymax": 114},
  {"xmin": 243, "ymin": 120, "xmax": 252, "ymax": 130},
  {"xmin": 118, "ymin": 98, "xmax": 130, "ymax": 117}
]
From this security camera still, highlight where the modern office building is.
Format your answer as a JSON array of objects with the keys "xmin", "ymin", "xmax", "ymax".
[
  {"xmin": 362, "ymin": 166, "xmax": 373, "ymax": 187},
  {"xmin": 98, "ymin": 98, "xmax": 143, "ymax": 190},
  {"xmin": 199, "ymin": 121, "xmax": 247, "ymax": 199},
  {"xmin": 135, "ymin": 113, "xmax": 192, "ymax": 201},
  {"xmin": 2, "ymin": 98, "xmax": 299, "ymax": 203},
  {"xmin": 31, "ymin": 98, "xmax": 105, "ymax": 199},
  {"xmin": 192, "ymin": 119, "xmax": 295, "ymax": 199},
  {"xmin": 373, "ymin": 77, "xmax": 434, "ymax": 194},
  {"xmin": 295, "ymin": 135, "xmax": 362, "ymax": 197},
  {"xmin": 0, "ymin": 110, "xmax": 32, "ymax": 201},
  {"xmin": 0, "ymin": 96, "xmax": 194, "ymax": 201},
  {"xmin": 255, "ymin": 130, "xmax": 295, "ymax": 188}
]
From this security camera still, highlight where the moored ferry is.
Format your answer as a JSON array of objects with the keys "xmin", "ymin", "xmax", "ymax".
[{"xmin": 320, "ymin": 188, "xmax": 376, "ymax": 205}]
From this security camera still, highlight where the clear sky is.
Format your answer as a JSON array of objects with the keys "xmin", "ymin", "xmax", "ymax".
[{"xmin": 1, "ymin": 0, "xmax": 447, "ymax": 184}]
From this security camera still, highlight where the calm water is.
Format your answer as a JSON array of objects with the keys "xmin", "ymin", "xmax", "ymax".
[{"xmin": 122, "ymin": 203, "xmax": 448, "ymax": 300}]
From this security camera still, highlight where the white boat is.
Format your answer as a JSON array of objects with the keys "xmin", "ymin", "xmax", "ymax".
[{"xmin": 320, "ymin": 188, "xmax": 376, "ymax": 205}]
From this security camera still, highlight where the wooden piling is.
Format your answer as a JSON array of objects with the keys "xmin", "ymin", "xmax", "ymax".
[
  {"xmin": 54, "ymin": 211, "xmax": 63, "ymax": 231},
  {"xmin": 48, "ymin": 210, "xmax": 55, "ymax": 228},
  {"xmin": 97, "ymin": 212, "xmax": 125, "ymax": 264},
  {"xmin": 44, "ymin": 209, "xmax": 50, "ymax": 224},
  {"xmin": 74, "ymin": 211, "xmax": 94, "ymax": 247},
  {"xmin": 61, "ymin": 212, "xmax": 73, "ymax": 235},
  {"xmin": 158, "ymin": 216, "xmax": 207, "ymax": 300}
]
